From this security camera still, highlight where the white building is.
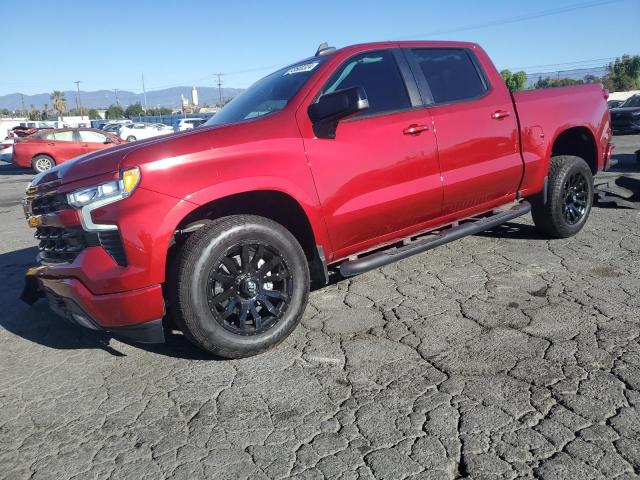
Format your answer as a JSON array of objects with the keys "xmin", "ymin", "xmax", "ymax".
[{"xmin": 191, "ymin": 86, "xmax": 199, "ymax": 107}]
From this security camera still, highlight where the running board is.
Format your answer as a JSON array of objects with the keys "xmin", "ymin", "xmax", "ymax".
[{"xmin": 339, "ymin": 201, "xmax": 531, "ymax": 277}]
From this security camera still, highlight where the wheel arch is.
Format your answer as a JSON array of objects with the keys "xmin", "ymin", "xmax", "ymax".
[
  {"xmin": 550, "ymin": 126, "xmax": 598, "ymax": 174},
  {"xmin": 168, "ymin": 189, "xmax": 329, "ymax": 288},
  {"xmin": 31, "ymin": 152, "xmax": 56, "ymax": 162}
]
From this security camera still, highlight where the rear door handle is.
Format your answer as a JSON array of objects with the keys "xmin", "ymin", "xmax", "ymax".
[
  {"xmin": 491, "ymin": 110, "xmax": 511, "ymax": 120},
  {"xmin": 403, "ymin": 124, "xmax": 429, "ymax": 135}
]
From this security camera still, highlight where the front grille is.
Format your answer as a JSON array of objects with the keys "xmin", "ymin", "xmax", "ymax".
[
  {"xmin": 97, "ymin": 231, "xmax": 127, "ymax": 266},
  {"xmin": 28, "ymin": 183, "xmax": 128, "ymax": 267},
  {"xmin": 31, "ymin": 194, "xmax": 69, "ymax": 215},
  {"xmin": 35, "ymin": 226, "xmax": 90, "ymax": 263}
]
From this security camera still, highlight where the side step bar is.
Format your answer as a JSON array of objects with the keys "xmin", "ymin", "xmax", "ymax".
[{"xmin": 339, "ymin": 201, "xmax": 531, "ymax": 277}]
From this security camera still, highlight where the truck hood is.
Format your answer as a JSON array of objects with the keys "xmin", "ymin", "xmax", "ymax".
[
  {"xmin": 31, "ymin": 123, "xmax": 236, "ymax": 188},
  {"xmin": 30, "ymin": 133, "xmax": 188, "ymax": 187}
]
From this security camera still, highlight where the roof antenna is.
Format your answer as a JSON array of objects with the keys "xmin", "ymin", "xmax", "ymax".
[{"xmin": 315, "ymin": 42, "xmax": 336, "ymax": 56}]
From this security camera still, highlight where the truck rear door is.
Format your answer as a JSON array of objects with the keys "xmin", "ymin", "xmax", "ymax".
[{"xmin": 406, "ymin": 47, "xmax": 523, "ymax": 215}]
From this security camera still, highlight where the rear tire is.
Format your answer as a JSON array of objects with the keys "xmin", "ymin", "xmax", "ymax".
[
  {"xmin": 531, "ymin": 155, "xmax": 594, "ymax": 238},
  {"xmin": 170, "ymin": 215, "xmax": 310, "ymax": 358},
  {"xmin": 32, "ymin": 155, "xmax": 55, "ymax": 173}
]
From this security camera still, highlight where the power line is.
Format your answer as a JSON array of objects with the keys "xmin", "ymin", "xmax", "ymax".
[
  {"xmin": 400, "ymin": 0, "xmax": 623, "ymax": 38},
  {"xmin": 509, "ymin": 57, "xmax": 618, "ymax": 71},
  {"xmin": 215, "ymin": 73, "xmax": 224, "ymax": 106},
  {"xmin": 74, "ymin": 80, "xmax": 84, "ymax": 117}
]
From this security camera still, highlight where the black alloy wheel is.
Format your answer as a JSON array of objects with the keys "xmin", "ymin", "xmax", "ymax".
[
  {"xmin": 170, "ymin": 214, "xmax": 310, "ymax": 358},
  {"xmin": 562, "ymin": 171, "xmax": 589, "ymax": 225},
  {"xmin": 206, "ymin": 242, "xmax": 292, "ymax": 335},
  {"xmin": 531, "ymin": 155, "xmax": 594, "ymax": 238}
]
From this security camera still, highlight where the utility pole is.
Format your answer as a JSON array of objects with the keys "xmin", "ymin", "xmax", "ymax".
[
  {"xmin": 215, "ymin": 73, "xmax": 224, "ymax": 107},
  {"xmin": 141, "ymin": 74, "xmax": 148, "ymax": 113},
  {"xmin": 74, "ymin": 80, "xmax": 84, "ymax": 117},
  {"xmin": 20, "ymin": 94, "xmax": 26, "ymax": 117},
  {"xmin": 113, "ymin": 89, "xmax": 121, "ymax": 107}
]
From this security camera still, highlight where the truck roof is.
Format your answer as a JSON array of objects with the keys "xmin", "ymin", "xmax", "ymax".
[{"xmin": 328, "ymin": 40, "xmax": 481, "ymax": 57}]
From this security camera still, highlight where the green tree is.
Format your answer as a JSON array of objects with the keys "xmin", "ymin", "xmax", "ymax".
[
  {"xmin": 500, "ymin": 69, "xmax": 528, "ymax": 91},
  {"xmin": 106, "ymin": 104, "xmax": 125, "ymax": 119},
  {"xmin": 50, "ymin": 90, "xmax": 67, "ymax": 120},
  {"xmin": 28, "ymin": 104, "xmax": 41, "ymax": 121},
  {"xmin": 534, "ymin": 77, "xmax": 584, "ymax": 89},
  {"xmin": 147, "ymin": 107, "xmax": 173, "ymax": 116},
  {"xmin": 125, "ymin": 103, "xmax": 144, "ymax": 118},
  {"xmin": 604, "ymin": 55, "xmax": 640, "ymax": 92},
  {"xmin": 87, "ymin": 109, "xmax": 101, "ymax": 120}
]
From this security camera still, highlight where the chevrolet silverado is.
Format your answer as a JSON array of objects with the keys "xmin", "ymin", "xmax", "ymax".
[{"xmin": 21, "ymin": 41, "xmax": 613, "ymax": 358}]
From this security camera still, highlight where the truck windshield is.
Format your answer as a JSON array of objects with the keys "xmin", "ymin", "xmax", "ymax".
[
  {"xmin": 620, "ymin": 96, "xmax": 640, "ymax": 108},
  {"xmin": 204, "ymin": 59, "xmax": 325, "ymax": 126}
]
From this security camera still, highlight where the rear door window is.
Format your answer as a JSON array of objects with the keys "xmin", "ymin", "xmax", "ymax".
[
  {"xmin": 79, "ymin": 130, "xmax": 107, "ymax": 143},
  {"xmin": 321, "ymin": 50, "xmax": 411, "ymax": 116},
  {"xmin": 52, "ymin": 131, "xmax": 75, "ymax": 141},
  {"xmin": 411, "ymin": 48, "xmax": 487, "ymax": 104}
]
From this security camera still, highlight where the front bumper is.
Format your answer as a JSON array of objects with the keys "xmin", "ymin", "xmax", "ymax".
[{"xmin": 22, "ymin": 269, "xmax": 166, "ymax": 343}]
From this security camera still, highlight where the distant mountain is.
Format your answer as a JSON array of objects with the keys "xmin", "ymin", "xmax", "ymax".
[{"xmin": 0, "ymin": 86, "xmax": 245, "ymax": 111}]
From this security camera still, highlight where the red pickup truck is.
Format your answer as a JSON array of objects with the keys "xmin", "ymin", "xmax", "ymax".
[{"xmin": 21, "ymin": 41, "xmax": 613, "ymax": 358}]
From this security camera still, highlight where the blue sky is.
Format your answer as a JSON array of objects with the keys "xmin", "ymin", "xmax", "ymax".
[{"xmin": 3, "ymin": 0, "xmax": 639, "ymax": 95}]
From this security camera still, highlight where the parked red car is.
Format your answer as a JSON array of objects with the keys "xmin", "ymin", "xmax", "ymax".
[
  {"xmin": 21, "ymin": 41, "xmax": 613, "ymax": 358},
  {"xmin": 13, "ymin": 128, "xmax": 125, "ymax": 173}
]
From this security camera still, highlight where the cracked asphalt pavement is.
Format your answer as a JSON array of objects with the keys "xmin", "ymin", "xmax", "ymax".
[{"xmin": 1, "ymin": 135, "xmax": 639, "ymax": 479}]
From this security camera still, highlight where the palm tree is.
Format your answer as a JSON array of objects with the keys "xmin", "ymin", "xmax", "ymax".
[
  {"xmin": 29, "ymin": 104, "xmax": 40, "ymax": 121},
  {"xmin": 50, "ymin": 91, "xmax": 66, "ymax": 121}
]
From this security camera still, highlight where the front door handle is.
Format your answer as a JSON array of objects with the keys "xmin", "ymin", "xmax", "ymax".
[
  {"xmin": 491, "ymin": 110, "xmax": 511, "ymax": 120},
  {"xmin": 403, "ymin": 124, "xmax": 429, "ymax": 135}
]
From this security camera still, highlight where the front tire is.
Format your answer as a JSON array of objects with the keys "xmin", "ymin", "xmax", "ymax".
[
  {"xmin": 531, "ymin": 155, "xmax": 594, "ymax": 238},
  {"xmin": 170, "ymin": 215, "xmax": 310, "ymax": 358},
  {"xmin": 32, "ymin": 155, "xmax": 55, "ymax": 173},
  {"xmin": 126, "ymin": 136, "xmax": 137, "ymax": 142}
]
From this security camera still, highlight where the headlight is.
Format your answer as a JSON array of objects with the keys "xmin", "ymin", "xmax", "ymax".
[{"xmin": 67, "ymin": 167, "xmax": 140, "ymax": 208}]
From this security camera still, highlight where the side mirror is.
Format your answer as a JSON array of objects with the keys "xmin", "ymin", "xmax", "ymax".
[
  {"xmin": 308, "ymin": 87, "xmax": 369, "ymax": 139},
  {"xmin": 103, "ymin": 137, "xmax": 115, "ymax": 144}
]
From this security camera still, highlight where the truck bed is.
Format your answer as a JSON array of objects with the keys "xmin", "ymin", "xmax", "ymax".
[{"xmin": 513, "ymin": 84, "xmax": 611, "ymax": 197}]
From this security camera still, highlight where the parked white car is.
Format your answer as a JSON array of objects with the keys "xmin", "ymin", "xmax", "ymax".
[
  {"xmin": 0, "ymin": 138, "xmax": 14, "ymax": 162},
  {"xmin": 19, "ymin": 121, "xmax": 56, "ymax": 129},
  {"xmin": 119, "ymin": 123, "xmax": 173, "ymax": 142},
  {"xmin": 174, "ymin": 118, "xmax": 206, "ymax": 132},
  {"xmin": 103, "ymin": 121, "xmax": 132, "ymax": 134}
]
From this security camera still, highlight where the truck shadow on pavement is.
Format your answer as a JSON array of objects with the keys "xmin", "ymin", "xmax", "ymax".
[
  {"xmin": 0, "ymin": 162, "xmax": 33, "ymax": 177},
  {"xmin": 0, "ymin": 246, "xmax": 215, "ymax": 360},
  {"xmin": 594, "ymin": 175, "xmax": 640, "ymax": 210}
]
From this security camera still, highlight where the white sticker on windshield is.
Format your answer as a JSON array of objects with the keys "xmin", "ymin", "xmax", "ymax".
[{"xmin": 284, "ymin": 62, "xmax": 319, "ymax": 75}]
